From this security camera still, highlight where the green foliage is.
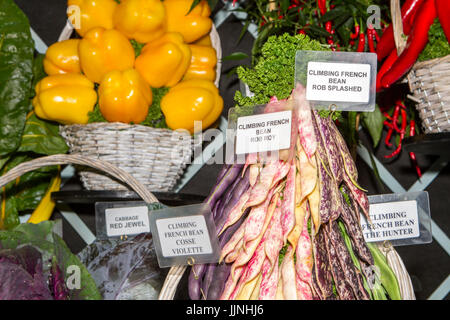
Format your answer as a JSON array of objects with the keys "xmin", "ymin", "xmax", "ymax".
[
  {"xmin": 0, "ymin": 0, "xmax": 34, "ymax": 157},
  {"xmin": 0, "ymin": 2, "xmax": 69, "ymax": 229},
  {"xmin": 0, "ymin": 154, "xmax": 58, "ymax": 230},
  {"xmin": 418, "ymin": 19, "xmax": 450, "ymax": 62},
  {"xmin": 235, "ymin": 33, "xmax": 328, "ymax": 107},
  {"xmin": 361, "ymin": 105, "xmax": 383, "ymax": 148},
  {"xmin": 130, "ymin": 39, "xmax": 145, "ymax": 58},
  {"xmin": 18, "ymin": 112, "xmax": 69, "ymax": 155},
  {"xmin": 141, "ymin": 87, "xmax": 170, "ymax": 128}
]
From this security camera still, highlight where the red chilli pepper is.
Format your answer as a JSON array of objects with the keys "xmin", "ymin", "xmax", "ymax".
[
  {"xmin": 381, "ymin": 0, "xmax": 437, "ymax": 89},
  {"xmin": 350, "ymin": 22, "xmax": 360, "ymax": 39},
  {"xmin": 373, "ymin": 29, "xmax": 380, "ymax": 42},
  {"xmin": 317, "ymin": 0, "xmax": 327, "ymax": 15},
  {"xmin": 376, "ymin": 49, "xmax": 398, "ymax": 92},
  {"xmin": 376, "ymin": 0, "xmax": 425, "ymax": 61},
  {"xmin": 385, "ymin": 108, "xmax": 407, "ymax": 158},
  {"xmin": 435, "ymin": 0, "xmax": 450, "ymax": 43},
  {"xmin": 367, "ymin": 28, "xmax": 376, "ymax": 53},
  {"xmin": 385, "ymin": 104, "xmax": 401, "ymax": 147},
  {"xmin": 356, "ymin": 32, "xmax": 365, "ymax": 52},
  {"xmin": 408, "ymin": 120, "xmax": 422, "ymax": 177}
]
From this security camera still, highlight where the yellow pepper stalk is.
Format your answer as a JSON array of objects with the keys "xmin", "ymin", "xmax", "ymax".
[
  {"xmin": 98, "ymin": 69, "xmax": 152, "ymax": 124},
  {"xmin": 113, "ymin": 0, "xmax": 166, "ymax": 44},
  {"xmin": 161, "ymin": 79, "xmax": 223, "ymax": 133},
  {"xmin": 163, "ymin": 0, "xmax": 212, "ymax": 43},
  {"xmin": 43, "ymin": 39, "xmax": 81, "ymax": 75},
  {"xmin": 28, "ymin": 170, "xmax": 61, "ymax": 224},
  {"xmin": 67, "ymin": 0, "xmax": 118, "ymax": 37},
  {"xmin": 33, "ymin": 73, "xmax": 97, "ymax": 125},
  {"xmin": 79, "ymin": 27, "xmax": 135, "ymax": 83},
  {"xmin": 184, "ymin": 44, "xmax": 217, "ymax": 82},
  {"xmin": 135, "ymin": 32, "xmax": 191, "ymax": 88}
]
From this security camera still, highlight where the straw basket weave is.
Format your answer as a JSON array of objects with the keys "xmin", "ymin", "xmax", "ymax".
[
  {"xmin": 57, "ymin": 23, "xmax": 222, "ymax": 192},
  {"xmin": 0, "ymin": 155, "xmax": 415, "ymax": 300},
  {"xmin": 390, "ymin": 0, "xmax": 450, "ymax": 133}
]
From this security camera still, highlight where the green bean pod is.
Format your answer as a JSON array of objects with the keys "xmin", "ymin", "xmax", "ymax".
[{"xmin": 367, "ymin": 242, "xmax": 402, "ymax": 300}]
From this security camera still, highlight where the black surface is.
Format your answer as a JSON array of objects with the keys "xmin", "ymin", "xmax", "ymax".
[
  {"xmin": 15, "ymin": 0, "xmax": 450, "ymax": 300},
  {"xmin": 404, "ymin": 133, "xmax": 450, "ymax": 156},
  {"xmin": 52, "ymin": 190, "xmax": 206, "ymax": 206}
]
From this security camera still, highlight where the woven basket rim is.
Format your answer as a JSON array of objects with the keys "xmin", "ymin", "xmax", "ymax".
[
  {"xmin": 61, "ymin": 121, "xmax": 179, "ymax": 133},
  {"xmin": 412, "ymin": 53, "xmax": 450, "ymax": 70}
]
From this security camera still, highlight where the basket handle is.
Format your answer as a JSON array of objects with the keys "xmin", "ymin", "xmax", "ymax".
[
  {"xmin": 390, "ymin": 0, "xmax": 415, "ymax": 90},
  {"xmin": 0, "ymin": 154, "xmax": 158, "ymax": 204},
  {"xmin": 391, "ymin": 0, "xmax": 407, "ymax": 55}
]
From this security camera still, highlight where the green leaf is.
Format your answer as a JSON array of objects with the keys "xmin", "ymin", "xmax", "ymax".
[
  {"xmin": 0, "ymin": 0, "xmax": 35, "ymax": 157},
  {"xmin": 361, "ymin": 105, "xmax": 384, "ymax": 148},
  {"xmin": 222, "ymin": 52, "xmax": 250, "ymax": 61},
  {"xmin": 0, "ymin": 154, "xmax": 57, "ymax": 229},
  {"xmin": 207, "ymin": 0, "xmax": 218, "ymax": 10},
  {"xmin": 0, "ymin": 156, "xmax": 10, "ymax": 172},
  {"xmin": 52, "ymin": 233, "xmax": 102, "ymax": 300},
  {"xmin": 308, "ymin": 24, "xmax": 333, "ymax": 37},
  {"xmin": 18, "ymin": 112, "xmax": 69, "ymax": 155},
  {"xmin": 280, "ymin": 0, "xmax": 290, "ymax": 12},
  {"xmin": 0, "ymin": 221, "xmax": 55, "ymax": 255},
  {"xmin": 237, "ymin": 20, "xmax": 250, "ymax": 45},
  {"xmin": 320, "ymin": 7, "xmax": 348, "ymax": 23},
  {"xmin": 187, "ymin": 0, "xmax": 202, "ymax": 14},
  {"xmin": 31, "ymin": 53, "xmax": 46, "ymax": 92},
  {"xmin": 87, "ymin": 103, "xmax": 107, "ymax": 124},
  {"xmin": 226, "ymin": 66, "xmax": 239, "ymax": 78}
]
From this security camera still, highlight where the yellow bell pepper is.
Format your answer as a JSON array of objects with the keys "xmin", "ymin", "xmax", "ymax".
[
  {"xmin": 113, "ymin": 0, "xmax": 166, "ymax": 44},
  {"xmin": 163, "ymin": 0, "xmax": 212, "ymax": 43},
  {"xmin": 43, "ymin": 39, "xmax": 81, "ymax": 75},
  {"xmin": 194, "ymin": 34, "xmax": 212, "ymax": 47},
  {"xmin": 135, "ymin": 33, "xmax": 191, "ymax": 88},
  {"xmin": 98, "ymin": 69, "xmax": 152, "ymax": 124},
  {"xmin": 33, "ymin": 73, "xmax": 97, "ymax": 125},
  {"xmin": 67, "ymin": 0, "xmax": 118, "ymax": 37},
  {"xmin": 161, "ymin": 79, "xmax": 223, "ymax": 133},
  {"xmin": 184, "ymin": 44, "xmax": 217, "ymax": 82},
  {"xmin": 79, "ymin": 27, "xmax": 135, "ymax": 83}
]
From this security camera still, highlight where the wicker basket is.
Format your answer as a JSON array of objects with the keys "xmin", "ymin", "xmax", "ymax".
[
  {"xmin": 391, "ymin": 0, "xmax": 450, "ymax": 133},
  {"xmin": 57, "ymin": 22, "xmax": 222, "ymax": 192},
  {"xmin": 0, "ymin": 155, "xmax": 416, "ymax": 300}
]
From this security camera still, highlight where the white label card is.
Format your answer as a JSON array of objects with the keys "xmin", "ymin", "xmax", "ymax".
[
  {"xmin": 306, "ymin": 61, "xmax": 371, "ymax": 103},
  {"xmin": 235, "ymin": 110, "xmax": 292, "ymax": 155},
  {"xmin": 361, "ymin": 200, "xmax": 420, "ymax": 242},
  {"xmin": 156, "ymin": 215, "xmax": 213, "ymax": 258},
  {"xmin": 105, "ymin": 206, "xmax": 150, "ymax": 237}
]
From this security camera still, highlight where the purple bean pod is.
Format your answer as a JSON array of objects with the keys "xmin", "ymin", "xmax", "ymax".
[
  {"xmin": 204, "ymin": 164, "xmax": 244, "ymax": 210},
  {"xmin": 216, "ymin": 164, "xmax": 231, "ymax": 184},
  {"xmin": 204, "ymin": 211, "xmax": 248, "ymax": 299},
  {"xmin": 214, "ymin": 172, "xmax": 242, "ymax": 221},
  {"xmin": 212, "ymin": 199, "xmax": 222, "ymax": 221},
  {"xmin": 214, "ymin": 170, "xmax": 250, "ymax": 236},
  {"xmin": 188, "ymin": 164, "xmax": 244, "ymax": 300}
]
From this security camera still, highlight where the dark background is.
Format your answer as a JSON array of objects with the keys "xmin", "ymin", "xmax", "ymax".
[{"xmin": 14, "ymin": 0, "xmax": 449, "ymax": 300}]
